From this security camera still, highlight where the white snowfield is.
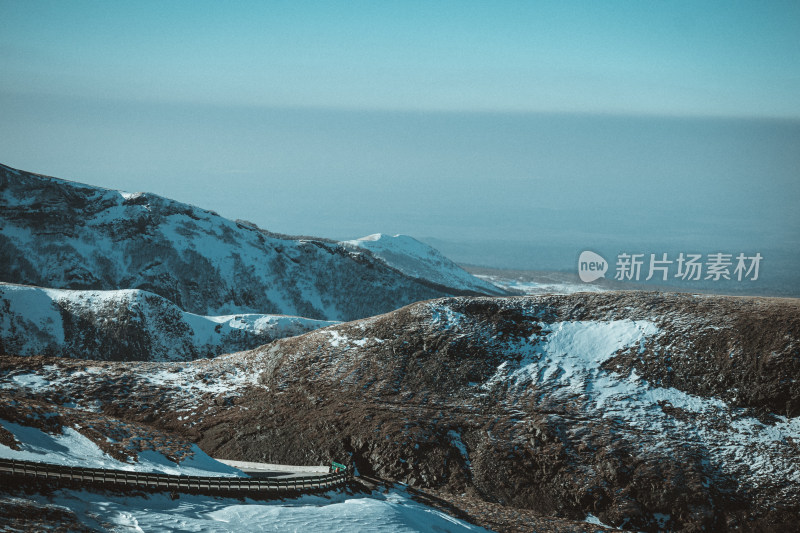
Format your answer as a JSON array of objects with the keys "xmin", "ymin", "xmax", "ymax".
[
  {"xmin": 341, "ymin": 233, "xmax": 502, "ymax": 294},
  {"xmin": 486, "ymin": 319, "xmax": 660, "ymax": 392},
  {"xmin": 24, "ymin": 486, "xmax": 490, "ymax": 532},
  {"xmin": 0, "ymin": 419, "xmax": 244, "ymax": 477},
  {"xmin": 0, "ymin": 282, "xmax": 336, "ymax": 361}
]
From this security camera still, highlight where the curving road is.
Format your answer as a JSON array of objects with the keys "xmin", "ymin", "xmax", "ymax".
[{"xmin": 0, "ymin": 458, "xmax": 350, "ymax": 496}]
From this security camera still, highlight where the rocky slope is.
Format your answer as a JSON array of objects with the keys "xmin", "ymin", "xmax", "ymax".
[
  {"xmin": 0, "ymin": 163, "xmax": 505, "ymax": 322},
  {"xmin": 0, "ymin": 282, "xmax": 335, "ymax": 361},
  {"xmin": 2, "ymin": 292, "xmax": 798, "ymax": 531}
]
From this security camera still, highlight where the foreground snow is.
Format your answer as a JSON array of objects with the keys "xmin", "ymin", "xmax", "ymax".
[
  {"xmin": 0, "ymin": 405, "xmax": 490, "ymax": 531},
  {"xmin": 18, "ymin": 487, "xmax": 490, "ymax": 533},
  {"xmin": 0, "ymin": 416, "xmax": 489, "ymax": 531}
]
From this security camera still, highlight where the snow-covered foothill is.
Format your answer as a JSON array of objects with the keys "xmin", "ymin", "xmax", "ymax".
[{"xmin": 0, "ymin": 282, "xmax": 336, "ymax": 361}]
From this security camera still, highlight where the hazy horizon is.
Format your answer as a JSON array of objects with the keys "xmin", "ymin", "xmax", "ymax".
[
  {"xmin": 3, "ymin": 94, "xmax": 797, "ymax": 244},
  {"xmin": 2, "ymin": 1, "xmax": 798, "ymax": 292}
]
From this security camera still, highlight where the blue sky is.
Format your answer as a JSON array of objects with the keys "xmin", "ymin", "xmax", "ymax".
[
  {"xmin": 1, "ymin": 1, "xmax": 799, "ymax": 285},
  {"xmin": 3, "ymin": 0, "xmax": 800, "ymax": 116}
]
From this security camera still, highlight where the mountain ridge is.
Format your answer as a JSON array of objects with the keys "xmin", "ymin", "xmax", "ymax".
[{"xmin": 0, "ymin": 163, "xmax": 506, "ymax": 323}]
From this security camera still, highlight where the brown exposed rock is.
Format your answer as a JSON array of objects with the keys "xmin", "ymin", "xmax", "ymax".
[{"xmin": 1, "ymin": 292, "xmax": 798, "ymax": 532}]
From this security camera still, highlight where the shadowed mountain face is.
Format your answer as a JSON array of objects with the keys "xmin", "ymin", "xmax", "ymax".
[
  {"xmin": 0, "ymin": 164, "xmax": 505, "ymax": 323},
  {"xmin": 4, "ymin": 292, "xmax": 798, "ymax": 531}
]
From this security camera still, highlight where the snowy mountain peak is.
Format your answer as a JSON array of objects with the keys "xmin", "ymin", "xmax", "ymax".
[
  {"xmin": 340, "ymin": 233, "xmax": 504, "ymax": 295},
  {"xmin": 354, "ymin": 233, "xmax": 385, "ymax": 242}
]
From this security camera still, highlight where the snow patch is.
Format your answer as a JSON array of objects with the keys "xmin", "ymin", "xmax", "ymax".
[
  {"xmin": 486, "ymin": 319, "xmax": 659, "ymax": 394},
  {"xmin": 0, "ymin": 420, "xmax": 243, "ymax": 477},
  {"xmin": 479, "ymin": 316, "xmax": 800, "ymax": 494},
  {"xmin": 3, "ymin": 374, "xmax": 51, "ymax": 390},
  {"xmin": 447, "ymin": 430, "xmax": 471, "ymax": 469},
  {"xmin": 428, "ymin": 304, "xmax": 468, "ymax": 329}
]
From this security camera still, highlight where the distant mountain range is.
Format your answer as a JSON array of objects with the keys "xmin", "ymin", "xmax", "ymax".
[{"xmin": 0, "ymin": 163, "xmax": 506, "ymax": 359}]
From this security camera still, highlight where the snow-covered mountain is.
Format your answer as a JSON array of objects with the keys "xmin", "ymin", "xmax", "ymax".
[
  {"xmin": 0, "ymin": 282, "xmax": 335, "ymax": 361},
  {"xmin": 4, "ymin": 292, "xmax": 798, "ymax": 531},
  {"xmin": 341, "ymin": 233, "xmax": 501, "ymax": 295},
  {"xmin": 0, "ymin": 163, "xmax": 505, "ymax": 322}
]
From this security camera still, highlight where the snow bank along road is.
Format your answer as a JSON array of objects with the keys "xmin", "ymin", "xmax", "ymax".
[{"xmin": 0, "ymin": 458, "xmax": 350, "ymax": 496}]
